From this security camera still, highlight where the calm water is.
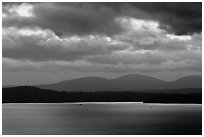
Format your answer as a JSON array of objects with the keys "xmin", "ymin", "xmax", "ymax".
[{"xmin": 2, "ymin": 103, "xmax": 202, "ymax": 135}]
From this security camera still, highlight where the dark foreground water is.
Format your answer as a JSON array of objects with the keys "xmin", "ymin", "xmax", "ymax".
[{"xmin": 2, "ymin": 103, "xmax": 202, "ymax": 135}]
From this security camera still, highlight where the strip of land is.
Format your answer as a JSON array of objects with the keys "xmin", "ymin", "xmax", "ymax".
[{"xmin": 3, "ymin": 86, "xmax": 201, "ymax": 104}]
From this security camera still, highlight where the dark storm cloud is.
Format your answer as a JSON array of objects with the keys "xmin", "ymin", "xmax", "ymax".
[
  {"xmin": 103, "ymin": 2, "xmax": 202, "ymax": 35},
  {"xmin": 3, "ymin": 2, "xmax": 202, "ymax": 36},
  {"xmin": 3, "ymin": 3, "xmax": 122, "ymax": 36},
  {"xmin": 129, "ymin": 2, "xmax": 202, "ymax": 35}
]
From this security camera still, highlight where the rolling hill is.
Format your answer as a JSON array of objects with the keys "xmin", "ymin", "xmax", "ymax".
[{"xmin": 37, "ymin": 74, "xmax": 202, "ymax": 92}]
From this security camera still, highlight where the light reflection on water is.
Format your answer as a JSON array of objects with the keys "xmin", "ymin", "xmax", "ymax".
[{"xmin": 2, "ymin": 103, "xmax": 202, "ymax": 135}]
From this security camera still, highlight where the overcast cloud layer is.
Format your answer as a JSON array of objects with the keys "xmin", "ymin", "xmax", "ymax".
[{"xmin": 2, "ymin": 2, "xmax": 202, "ymax": 85}]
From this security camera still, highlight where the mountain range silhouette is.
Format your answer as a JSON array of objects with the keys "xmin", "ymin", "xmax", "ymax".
[
  {"xmin": 37, "ymin": 74, "xmax": 202, "ymax": 92},
  {"xmin": 3, "ymin": 74, "xmax": 202, "ymax": 103}
]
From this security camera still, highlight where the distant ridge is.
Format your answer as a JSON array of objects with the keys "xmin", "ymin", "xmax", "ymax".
[{"xmin": 37, "ymin": 74, "xmax": 202, "ymax": 92}]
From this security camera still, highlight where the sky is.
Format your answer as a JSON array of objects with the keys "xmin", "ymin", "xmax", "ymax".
[{"xmin": 2, "ymin": 2, "xmax": 202, "ymax": 85}]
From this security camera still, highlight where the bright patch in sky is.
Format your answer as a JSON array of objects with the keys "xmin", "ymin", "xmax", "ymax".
[
  {"xmin": 116, "ymin": 17, "xmax": 163, "ymax": 33},
  {"xmin": 166, "ymin": 34, "xmax": 192, "ymax": 41},
  {"xmin": 18, "ymin": 28, "xmax": 49, "ymax": 37},
  {"xmin": 8, "ymin": 3, "xmax": 34, "ymax": 17},
  {"xmin": 2, "ymin": 13, "xmax": 7, "ymax": 18}
]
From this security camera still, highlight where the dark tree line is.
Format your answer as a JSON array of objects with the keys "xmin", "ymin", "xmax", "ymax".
[{"xmin": 2, "ymin": 86, "xmax": 202, "ymax": 104}]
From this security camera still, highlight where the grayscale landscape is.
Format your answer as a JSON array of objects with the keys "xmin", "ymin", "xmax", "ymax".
[{"xmin": 2, "ymin": 2, "xmax": 202, "ymax": 135}]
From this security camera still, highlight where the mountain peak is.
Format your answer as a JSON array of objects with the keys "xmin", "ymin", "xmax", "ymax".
[{"xmin": 115, "ymin": 74, "xmax": 163, "ymax": 81}]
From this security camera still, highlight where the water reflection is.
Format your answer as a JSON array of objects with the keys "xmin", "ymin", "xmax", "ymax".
[{"xmin": 2, "ymin": 103, "xmax": 202, "ymax": 135}]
